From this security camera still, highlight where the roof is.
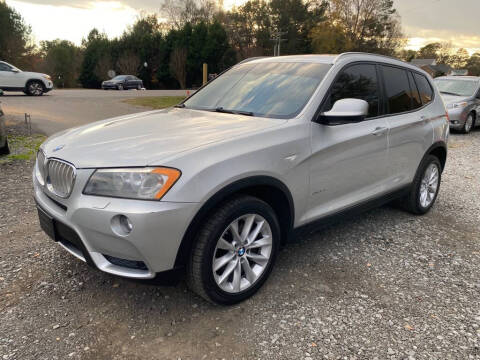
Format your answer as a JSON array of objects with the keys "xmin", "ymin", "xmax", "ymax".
[
  {"xmin": 247, "ymin": 53, "xmax": 421, "ymax": 71},
  {"xmin": 411, "ymin": 59, "xmax": 437, "ymax": 66}
]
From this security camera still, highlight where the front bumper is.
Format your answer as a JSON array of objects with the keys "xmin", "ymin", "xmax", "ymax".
[
  {"xmin": 33, "ymin": 168, "xmax": 199, "ymax": 279},
  {"xmin": 447, "ymin": 107, "xmax": 469, "ymax": 130}
]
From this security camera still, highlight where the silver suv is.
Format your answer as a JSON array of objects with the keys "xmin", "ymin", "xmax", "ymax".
[
  {"xmin": 435, "ymin": 76, "xmax": 480, "ymax": 133},
  {"xmin": 34, "ymin": 53, "xmax": 449, "ymax": 304}
]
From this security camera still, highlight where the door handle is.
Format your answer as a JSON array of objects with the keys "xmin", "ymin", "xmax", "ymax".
[{"xmin": 372, "ymin": 127, "xmax": 388, "ymax": 136}]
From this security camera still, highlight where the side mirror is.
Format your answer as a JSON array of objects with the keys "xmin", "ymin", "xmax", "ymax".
[
  {"xmin": 11, "ymin": 69, "xmax": 19, "ymax": 73},
  {"xmin": 317, "ymin": 98, "xmax": 369, "ymax": 126}
]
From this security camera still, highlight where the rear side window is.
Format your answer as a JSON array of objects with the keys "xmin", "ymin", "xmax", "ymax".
[
  {"xmin": 381, "ymin": 66, "xmax": 413, "ymax": 114},
  {"xmin": 0, "ymin": 63, "xmax": 11, "ymax": 71},
  {"xmin": 413, "ymin": 73, "xmax": 433, "ymax": 104},
  {"xmin": 324, "ymin": 64, "xmax": 380, "ymax": 118},
  {"xmin": 408, "ymin": 72, "xmax": 422, "ymax": 109}
]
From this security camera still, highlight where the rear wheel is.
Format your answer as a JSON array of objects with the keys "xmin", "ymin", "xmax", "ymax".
[
  {"xmin": 137, "ymin": 84, "xmax": 142, "ymax": 90},
  {"xmin": 399, "ymin": 155, "xmax": 441, "ymax": 215},
  {"xmin": 187, "ymin": 196, "xmax": 280, "ymax": 305},
  {"xmin": 26, "ymin": 81, "xmax": 44, "ymax": 96},
  {"xmin": 462, "ymin": 112, "xmax": 474, "ymax": 134}
]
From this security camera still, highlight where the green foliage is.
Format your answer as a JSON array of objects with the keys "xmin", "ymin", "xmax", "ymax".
[
  {"xmin": 40, "ymin": 40, "xmax": 81, "ymax": 88},
  {"xmin": 0, "ymin": 134, "xmax": 45, "ymax": 164},
  {"xmin": 0, "ymin": 0, "xmax": 34, "ymax": 67},
  {"xmin": 79, "ymin": 29, "xmax": 111, "ymax": 88},
  {"xmin": 466, "ymin": 53, "xmax": 480, "ymax": 76}
]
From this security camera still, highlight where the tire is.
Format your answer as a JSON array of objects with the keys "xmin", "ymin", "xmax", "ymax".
[
  {"xmin": 0, "ymin": 138, "xmax": 10, "ymax": 155},
  {"xmin": 399, "ymin": 155, "xmax": 442, "ymax": 215},
  {"xmin": 26, "ymin": 80, "xmax": 45, "ymax": 96},
  {"xmin": 117, "ymin": 84, "xmax": 124, "ymax": 91},
  {"xmin": 137, "ymin": 84, "xmax": 142, "ymax": 90},
  {"xmin": 462, "ymin": 112, "xmax": 474, "ymax": 134},
  {"xmin": 187, "ymin": 195, "xmax": 280, "ymax": 305}
]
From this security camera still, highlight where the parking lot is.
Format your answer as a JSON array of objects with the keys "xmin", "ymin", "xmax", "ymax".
[
  {"xmin": 1, "ymin": 119, "xmax": 479, "ymax": 359},
  {"xmin": 0, "ymin": 89, "xmax": 187, "ymax": 135}
]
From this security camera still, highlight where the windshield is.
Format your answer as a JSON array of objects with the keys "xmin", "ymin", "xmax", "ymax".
[
  {"xmin": 183, "ymin": 62, "xmax": 332, "ymax": 119},
  {"xmin": 435, "ymin": 79, "xmax": 479, "ymax": 97},
  {"xmin": 113, "ymin": 75, "xmax": 127, "ymax": 80}
]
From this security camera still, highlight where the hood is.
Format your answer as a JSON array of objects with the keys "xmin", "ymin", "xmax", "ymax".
[
  {"xmin": 22, "ymin": 71, "xmax": 49, "ymax": 78},
  {"xmin": 440, "ymin": 94, "xmax": 470, "ymax": 105},
  {"xmin": 42, "ymin": 108, "xmax": 284, "ymax": 168}
]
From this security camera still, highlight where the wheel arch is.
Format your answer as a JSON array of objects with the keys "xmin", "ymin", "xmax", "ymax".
[
  {"xmin": 424, "ymin": 141, "xmax": 447, "ymax": 172},
  {"xmin": 25, "ymin": 78, "xmax": 46, "ymax": 90},
  {"xmin": 173, "ymin": 176, "xmax": 295, "ymax": 269}
]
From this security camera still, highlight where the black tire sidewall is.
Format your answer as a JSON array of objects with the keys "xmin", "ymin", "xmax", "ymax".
[
  {"xmin": 463, "ymin": 113, "xmax": 474, "ymax": 133},
  {"xmin": 413, "ymin": 156, "xmax": 441, "ymax": 214},
  {"xmin": 27, "ymin": 81, "xmax": 44, "ymax": 96},
  {"xmin": 199, "ymin": 198, "xmax": 280, "ymax": 304}
]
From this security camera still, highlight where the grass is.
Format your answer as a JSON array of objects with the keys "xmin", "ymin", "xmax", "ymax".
[
  {"xmin": 0, "ymin": 134, "xmax": 46, "ymax": 164},
  {"xmin": 123, "ymin": 96, "xmax": 186, "ymax": 109}
]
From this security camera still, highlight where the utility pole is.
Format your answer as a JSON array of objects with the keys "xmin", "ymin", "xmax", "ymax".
[{"xmin": 271, "ymin": 31, "xmax": 287, "ymax": 56}]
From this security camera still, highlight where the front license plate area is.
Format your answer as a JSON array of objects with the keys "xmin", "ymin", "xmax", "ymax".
[{"xmin": 37, "ymin": 206, "xmax": 56, "ymax": 241}]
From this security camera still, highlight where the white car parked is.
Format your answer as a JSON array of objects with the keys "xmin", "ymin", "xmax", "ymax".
[{"xmin": 0, "ymin": 61, "xmax": 53, "ymax": 96}]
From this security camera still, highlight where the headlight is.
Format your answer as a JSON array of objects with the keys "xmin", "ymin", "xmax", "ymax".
[
  {"xmin": 83, "ymin": 167, "xmax": 181, "ymax": 200},
  {"xmin": 447, "ymin": 102, "xmax": 468, "ymax": 109},
  {"xmin": 43, "ymin": 75, "xmax": 51, "ymax": 81}
]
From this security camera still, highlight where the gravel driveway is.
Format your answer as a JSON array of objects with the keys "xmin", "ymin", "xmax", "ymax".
[{"xmin": 1, "ymin": 129, "xmax": 479, "ymax": 360}]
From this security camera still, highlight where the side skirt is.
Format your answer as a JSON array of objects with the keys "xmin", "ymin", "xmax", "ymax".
[{"xmin": 291, "ymin": 184, "xmax": 411, "ymax": 240}]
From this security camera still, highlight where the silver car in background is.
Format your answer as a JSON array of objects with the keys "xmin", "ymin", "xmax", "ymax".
[
  {"xmin": 34, "ymin": 53, "xmax": 449, "ymax": 305},
  {"xmin": 435, "ymin": 76, "xmax": 480, "ymax": 133}
]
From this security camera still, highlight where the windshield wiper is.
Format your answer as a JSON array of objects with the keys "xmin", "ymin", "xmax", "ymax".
[
  {"xmin": 174, "ymin": 103, "xmax": 186, "ymax": 108},
  {"xmin": 440, "ymin": 91, "xmax": 462, "ymax": 96},
  {"xmin": 214, "ymin": 107, "xmax": 254, "ymax": 116}
]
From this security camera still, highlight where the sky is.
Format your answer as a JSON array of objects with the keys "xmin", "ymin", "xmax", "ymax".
[{"xmin": 5, "ymin": 0, "xmax": 480, "ymax": 54}]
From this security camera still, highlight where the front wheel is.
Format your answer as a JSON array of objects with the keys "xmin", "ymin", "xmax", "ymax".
[
  {"xmin": 187, "ymin": 196, "xmax": 280, "ymax": 305},
  {"xmin": 26, "ymin": 81, "xmax": 44, "ymax": 96},
  {"xmin": 462, "ymin": 113, "xmax": 474, "ymax": 134},
  {"xmin": 400, "ymin": 155, "xmax": 441, "ymax": 215},
  {"xmin": 117, "ymin": 84, "xmax": 124, "ymax": 90}
]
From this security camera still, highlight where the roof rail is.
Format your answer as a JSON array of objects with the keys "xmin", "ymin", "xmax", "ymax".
[
  {"xmin": 334, "ymin": 52, "xmax": 402, "ymax": 63},
  {"xmin": 237, "ymin": 56, "xmax": 270, "ymax": 65}
]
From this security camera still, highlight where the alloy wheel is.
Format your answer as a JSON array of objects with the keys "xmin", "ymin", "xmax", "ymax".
[
  {"xmin": 212, "ymin": 214, "xmax": 272, "ymax": 294},
  {"xmin": 29, "ymin": 82, "xmax": 43, "ymax": 95},
  {"xmin": 419, "ymin": 163, "xmax": 439, "ymax": 208}
]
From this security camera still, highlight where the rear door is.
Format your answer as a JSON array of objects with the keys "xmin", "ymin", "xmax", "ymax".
[
  {"xmin": 306, "ymin": 63, "xmax": 390, "ymax": 222},
  {"xmin": 0, "ymin": 62, "xmax": 17, "ymax": 87},
  {"xmin": 382, "ymin": 66, "xmax": 434, "ymax": 187}
]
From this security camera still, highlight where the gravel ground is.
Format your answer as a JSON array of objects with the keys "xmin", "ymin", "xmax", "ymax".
[{"xmin": 0, "ymin": 127, "xmax": 479, "ymax": 360}]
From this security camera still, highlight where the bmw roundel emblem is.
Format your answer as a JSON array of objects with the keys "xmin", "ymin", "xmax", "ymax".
[{"xmin": 53, "ymin": 144, "xmax": 65, "ymax": 152}]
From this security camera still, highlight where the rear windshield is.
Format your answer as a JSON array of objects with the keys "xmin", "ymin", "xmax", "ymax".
[
  {"xmin": 113, "ymin": 75, "xmax": 127, "ymax": 80},
  {"xmin": 183, "ymin": 62, "xmax": 332, "ymax": 119},
  {"xmin": 435, "ymin": 79, "xmax": 479, "ymax": 97}
]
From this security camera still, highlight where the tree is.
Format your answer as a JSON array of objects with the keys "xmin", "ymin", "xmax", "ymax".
[
  {"xmin": 416, "ymin": 42, "xmax": 453, "ymax": 64},
  {"xmin": 170, "ymin": 47, "xmax": 188, "ymax": 89},
  {"xmin": 325, "ymin": 0, "xmax": 404, "ymax": 55},
  {"xmin": 39, "ymin": 40, "xmax": 81, "ymax": 88},
  {"xmin": 398, "ymin": 49, "xmax": 417, "ymax": 62},
  {"xmin": 161, "ymin": 0, "xmax": 218, "ymax": 28},
  {"xmin": 450, "ymin": 48, "xmax": 469, "ymax": 69},
  {"xmin": 310, "ymin": 22, "xmax": 352, "ymax": 54},
  {"xmin": 79, "ymin": 29, "xmax": 111, "ymax": 88},
  {"xmin": 0, "ymin": 0, "xmax": 34, "ymax": 67},
  {"xmin": 466, "ymin": 53, "xmax": 480, "ymax": 76},
  {"xmin": 116, "ymin": 51, "xmax": 140, "ymax": 75}
]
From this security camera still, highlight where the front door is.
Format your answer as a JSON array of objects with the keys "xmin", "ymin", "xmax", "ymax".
[{"xmin": 303, "ymin": 63, "xmax": 390, "ymax": 223}]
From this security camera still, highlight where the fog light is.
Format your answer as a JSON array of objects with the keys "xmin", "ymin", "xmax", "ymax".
[{"xmin": 111, "ymin": 215, "xmax": 133, "ymax": 236}]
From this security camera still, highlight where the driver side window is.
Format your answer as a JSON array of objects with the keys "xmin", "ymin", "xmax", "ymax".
[{"xmin": 323, "ymin": 64, "xmax": 380, "ymax": 118}]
